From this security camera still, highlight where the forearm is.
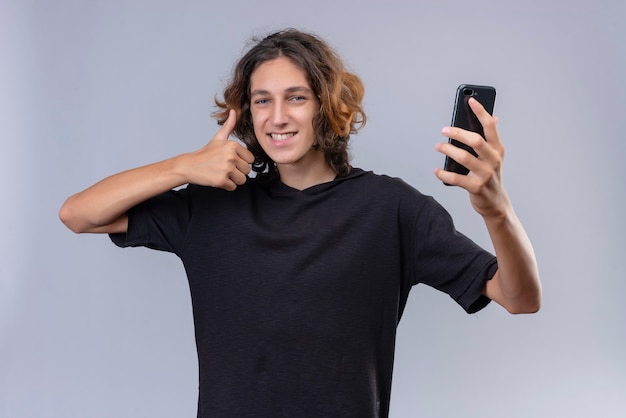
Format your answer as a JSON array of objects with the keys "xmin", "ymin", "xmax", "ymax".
[
  {"xmin": 483, "ymin": 203, "xmax": 542, "ymax": 314},
  {"xmin": 59, "ymin": 155, "xmax": 188, "ymax": 234},
  {"xmin": 60, "ymin": 110, "xmax": 254, "ymax": 234}
]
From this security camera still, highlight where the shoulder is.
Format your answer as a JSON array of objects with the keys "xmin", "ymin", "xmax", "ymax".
[
  {"xmin": 344, "ymin": 169, "xmax": 463, "ymax": 224},
  {"xmin": 342, "ymin": 168, "xmax": 448, "ymax": 224},
  {"xmin": 347, "ymin": 168, "xmax": 429, "ymax": 201}
]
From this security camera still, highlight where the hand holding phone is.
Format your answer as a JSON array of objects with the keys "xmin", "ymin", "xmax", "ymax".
[{"xmin": 443, "ymin": 84, "xmax": 496, "ymax": 183}]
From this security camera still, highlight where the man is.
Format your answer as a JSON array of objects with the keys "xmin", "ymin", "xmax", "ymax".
[{"xmin": 60, "ymin": 29, "xmax": 541, "ymax": 417}]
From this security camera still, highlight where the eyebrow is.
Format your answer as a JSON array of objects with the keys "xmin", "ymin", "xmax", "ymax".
[{"xmin": 250, "ymin": 86, "xmax": 313, "ymax": 97}]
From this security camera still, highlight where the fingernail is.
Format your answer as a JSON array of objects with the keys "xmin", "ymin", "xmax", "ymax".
[{"xmin": 442, "ymin": 127, "xmax": 450, "ymax": 135}]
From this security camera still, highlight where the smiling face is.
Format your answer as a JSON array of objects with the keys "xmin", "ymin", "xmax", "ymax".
[{"xmin": 250, "ymin": 57, "xmax": 331, "ymax": 182}]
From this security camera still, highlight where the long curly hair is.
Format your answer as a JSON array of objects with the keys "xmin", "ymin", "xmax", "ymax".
[{"xmin": 214, "ymin": 28, "xmax": 366, "ymax": 179}]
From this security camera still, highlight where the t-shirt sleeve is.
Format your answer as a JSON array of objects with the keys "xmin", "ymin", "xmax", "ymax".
[
  {"xmin": 411, "ymin": 196, "xmax": 497, "ymax": 314},
  {"xmin": 109, "ymin": 187, "xmax": 192, "ymax": 256}
]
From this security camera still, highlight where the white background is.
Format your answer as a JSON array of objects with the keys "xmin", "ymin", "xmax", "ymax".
[{"xmin": 1, "ymin": 0, "xmax": 625, "ymax": 417}]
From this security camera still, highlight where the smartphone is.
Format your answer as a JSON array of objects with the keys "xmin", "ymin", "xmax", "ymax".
[{"xmin": 443, "ymin": 84, "xmax": 496, "ymax": 181}]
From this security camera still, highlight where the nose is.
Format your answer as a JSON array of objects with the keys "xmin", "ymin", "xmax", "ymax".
[{"xmin": 270, "ymin": 101, "xmax": 288, "ymax": 126}]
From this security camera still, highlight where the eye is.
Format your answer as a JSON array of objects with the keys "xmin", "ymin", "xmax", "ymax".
[
  {"xmin": 288, "ymin": 95, "xmax": 308, "ymax": 103},
  {"xmin": 253, "ymin": 98, "xmax": 270, "ymax": 105}
]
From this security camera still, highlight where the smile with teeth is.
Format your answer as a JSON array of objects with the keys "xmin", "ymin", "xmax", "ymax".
[{"xmin": 270, "ymin": 132, "xmax": 296, "ymax": 141}]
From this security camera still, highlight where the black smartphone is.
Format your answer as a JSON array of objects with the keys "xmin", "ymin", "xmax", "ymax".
[{"xmin": 443, "ymin": 84, "xmax": 496, "ymax": 181}]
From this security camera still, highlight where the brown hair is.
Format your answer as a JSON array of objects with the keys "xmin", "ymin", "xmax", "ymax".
[{"xmin": 214, "ymin": 28, "xmax": 366, "ymax": 179}]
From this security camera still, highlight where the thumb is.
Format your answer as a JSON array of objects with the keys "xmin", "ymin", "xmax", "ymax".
[{"xmin": 214, "ymin": 109, "xmax": 237, "ymax": 141}]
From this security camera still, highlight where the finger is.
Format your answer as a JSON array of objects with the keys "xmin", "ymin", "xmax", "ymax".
[
  {"xmin": 221, "ymin": 179, "xmax": 238, "ymax": 192},
  {"xmin": 233, "ymin": 154, "xmax": 252, "ymax": 176},
  {"xmin": 214, "ymin": 109, "xmax": 237, "ymax": 141},
  {"xmin": 228, "ymin": 167, "xmax": 249, "ymax": 186},
  {"xmin": 434, "ymin": 167, "xmax": 472, "ymax": 189},
  {"xmin": 236, "ymin": 146, "xmax": 256, "ymax": 165},
  {"xmin": 437, "ymin": 140, "xmax": 473, "ymax": 164},
  {"xmin": 436, "ymin": 140, "xmax": 483, "ymax": 175},
  {"xmin": 440, "ymin": 126, "xmax": 483, "ymax": 150},
  {"xmin": 438, "ymin": 134, "xmax": 498, "ymax": 182},
  {"xmin": 468, "ymin": 97, "xmax": 501, "ymax": 147}
]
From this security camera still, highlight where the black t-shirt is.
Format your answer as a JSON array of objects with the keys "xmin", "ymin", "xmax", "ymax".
[{"xmin": 110, "ymin": 168, "xmax": 496, "ymax": 418}]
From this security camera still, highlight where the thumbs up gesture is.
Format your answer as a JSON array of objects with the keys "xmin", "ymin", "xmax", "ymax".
[{"xmin": 181, "ymin": 110, "xmax": 255, "ymax": 191}]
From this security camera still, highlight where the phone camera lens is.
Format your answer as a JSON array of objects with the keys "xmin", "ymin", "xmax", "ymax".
[{"xmin": 463, "ymin": 88, "xmax": 474, "ymax": 96}]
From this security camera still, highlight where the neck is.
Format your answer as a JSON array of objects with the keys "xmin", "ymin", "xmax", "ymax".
[{"xmin": 277, "ymin": 154, "xmax": 336, "ymax": 191}]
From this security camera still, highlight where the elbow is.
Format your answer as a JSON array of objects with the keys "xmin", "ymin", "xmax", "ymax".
[
  {"xmin": 492, "ymin": 270, "xmax": 542, "ymax": 315},
  {"xmin": 58, "ymin": 198, "xmax": 87, "ymax": 233},
  {"xmin": 505, "ymin": 293, "xmax": 542, "ymax": 315},
  {"xmin": 506, "ymin": 302, "xmax": 541, "ymax": 315}
]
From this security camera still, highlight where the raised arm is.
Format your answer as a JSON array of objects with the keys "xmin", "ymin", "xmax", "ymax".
[
  {"xmin": 59, "ymin": 110, "xmax": 254, "ymax": 234},
  {"xmin": 434, "ymin": 98, "xmax": 541, "ymax": 314}
]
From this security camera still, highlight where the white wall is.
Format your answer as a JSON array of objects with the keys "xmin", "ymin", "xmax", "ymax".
[{"xmin": 1, "ymin": 0, "xmax": 624, "ymax": 416}]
